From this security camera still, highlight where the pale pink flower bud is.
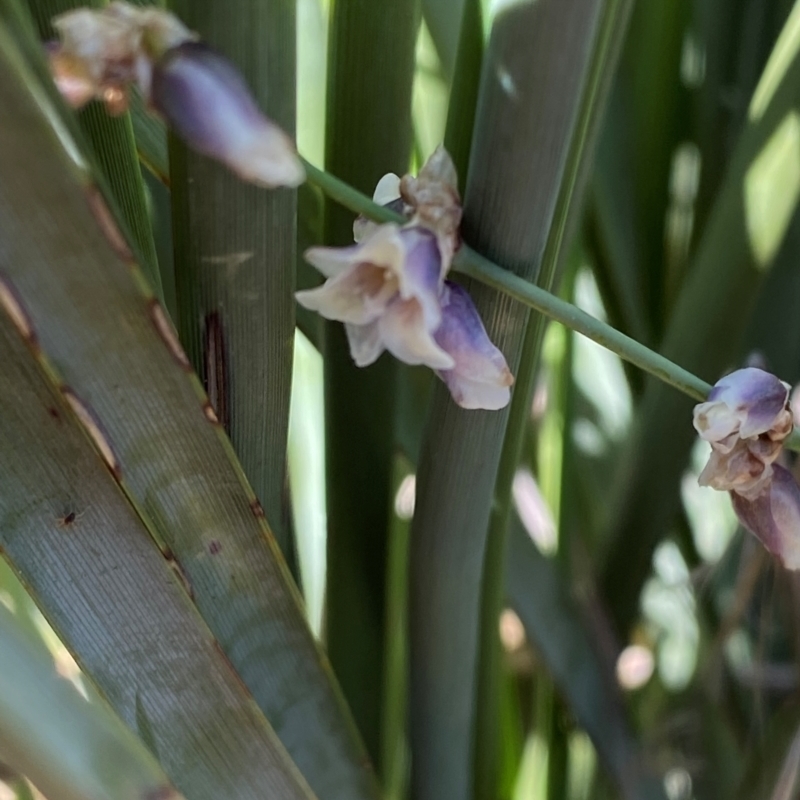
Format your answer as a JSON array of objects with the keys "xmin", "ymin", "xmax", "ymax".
[
  {"xmin": 731, "ymin": 465, "xmax": 800, "ymax": 570},
  {"xmin": 432, "ymin": 282, "xmax": 514, "ymax": 410},
  {"xmin": 149, "ymin": 42, "xmax": 304, "ymax": 188}
]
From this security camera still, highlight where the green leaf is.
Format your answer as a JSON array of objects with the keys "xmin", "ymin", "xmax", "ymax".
[
  {"xmin": 408, "ymin": 3, "xmax": 603, "ymax": 799},
  {"xmin": 0, "ymin": 24, "xmax": 379, "ymax": 800},
  {"xmin": 167, "ymin": 0, "xmax": 298, "ymax": 564},
  {"xmin": 0, "ymin": 317, "xmax": 313, "ymax": 800},
  {"xmin": 323, "ymin": 0, "xmax": 420, "ymax": 770},
  {"xmin": 0, "ymin": 602, "xmax": 182, "ymax": 800}
]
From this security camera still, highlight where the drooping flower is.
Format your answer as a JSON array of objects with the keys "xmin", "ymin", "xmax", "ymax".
[
  {"xmin": 48, "ymin": 2, "xmax": 303, "ymax": 187},
  {"xmin": 693, "ymin": 367, "xmax": 792, "ymax": 498},
  {"xmin": 296, "ymin": 224, "xmax": 454, "ymax": 370},
  {"xmin": 433, "ymin": 282, "xmax": 514, "ymax": 411},
  {"xmin": 149, "ymin": 42, "xmax": 304, "ymax": 187},
  {"xmin": 731, "ymin": 465, "xmax": 800, "ymax": 570},
  {"xmin": 298, "ymin": 147, "xmax": 513, "ymax": 410}
]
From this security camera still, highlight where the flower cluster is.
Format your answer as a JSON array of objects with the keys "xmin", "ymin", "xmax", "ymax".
[
  {"xmin": 296, "ymin": 147, "xmax": 515, "ymax": 411},
  {"xmin": 693, "ymin": 368, "xmax": 799, "ymax": 568},
  {"xmin": 48, "ymin": 2, "xmax": 303, "ymax": 188}
]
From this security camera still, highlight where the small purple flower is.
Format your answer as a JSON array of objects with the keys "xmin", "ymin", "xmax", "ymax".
[
  {"xmin": 149, "ymin": 42, "xmax": 304, "ymax": 188},
  {"xmin": 693, "ymin": 367, "xmax": 792, "ymax": 450},
  {"xmin": 296, "ymin": 224, "xmax": 453, "ymax": 369},
  {"xmin": 731, "ymin": 465, "xmax": 800, "ymax": 570},
  {"xmin": 48, "ymin": 3, "xmax": 304, "ymax": 188},
  {"xmin": 432, "ymin": 282, "xmax": 514, "ymax": 410}
]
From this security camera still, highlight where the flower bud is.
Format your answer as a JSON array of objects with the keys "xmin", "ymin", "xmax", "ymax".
[
  {"xmin": 149, "ymin": 42, "xmax": 304, "ymax": 188},
  {"xmin": 731, "ymin": 465, "xmax": 800, "ymax": 570}
]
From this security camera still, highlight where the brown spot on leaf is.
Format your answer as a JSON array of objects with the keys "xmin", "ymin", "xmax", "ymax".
[
  {"xmin": 85, "ymin": 187, "xmax": 134, "ymax": 263},
  {"xmin": 166, "ymin": 555, "xmax": 194, "ymax": 601},
  {"xmin": 62, "ymin": 390, "xmax": 120, "ymax": 478},
  {"xmin": 249, "ymin": 499, "xmax": 265, "ymax": 519},
  {"xmin": 0, "ymin": 274, "xmax": 37, "ymax": 345},
  {"xmin": 48, "ymin": 406, "xmax": 61, "ymax": 421},
  {"xmin": 143, "ymin": 786, "xmax": 181, "ymax": 800},
  {"xmin": 203, "ymin": 312, "xmax": 229, "ymax": 431},
  {"xmin": 149, "ymin": 301, "xmax": 191, "ymax": 369},
  {"xmin": 208, "ymin": 540, "xmax": 222, "ymax": 555}
]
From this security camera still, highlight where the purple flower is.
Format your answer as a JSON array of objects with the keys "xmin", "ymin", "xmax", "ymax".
[
  {"xmin": 693, "ymin": 367, "xmax": 792, "ymax": 450},
  {"xmin": 731, "ymin": 465, "xmax": 800, "ymax": 570},
  {"xmin": 149, "ymin": 42, "xmax": 304, "ymax": 188},
  {"xmin": 296, "ymin": 224, "xmax": 453, "ymax": 369},
  {"xmin": 48, "ymin": 3, "xmax": 304, "ymax": 188},
  {"xmin": 433, "ymin": 282, "xmax": 514, "ymax": 410},
  {"xmin": 693, "ymin": 367, "xmax": 793, "ymax": 497}
]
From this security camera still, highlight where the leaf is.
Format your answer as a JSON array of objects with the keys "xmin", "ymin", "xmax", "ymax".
[
  {"xmin": 0, "ymin": 22, "xmax": 379, "ymax": 800},
  {"xmin": 0, "ymin": 316, "xmax": 313, "ymax": 800},
  {"xmin": 505, "ymin": 516, "xmax": 666, "ymax": 799},
  {"xmin": 407, "ymin": 3, "xmax": 603, "ymax": 799},
  {"xmin": 0, "ymin": 602, "xmax": 182, "ymax": 800},
  {"xmin": 322, "ymin": 0, "xmax": 420, "ymax": 769},
  {"xmin": 167, "ymin": 0, "xmax": 298, "ymax": 564}
]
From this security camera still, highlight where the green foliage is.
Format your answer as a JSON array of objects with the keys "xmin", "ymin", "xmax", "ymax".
[{"xmin": 5, "ymin": 1, "xmax": 800, "ymax": 800}]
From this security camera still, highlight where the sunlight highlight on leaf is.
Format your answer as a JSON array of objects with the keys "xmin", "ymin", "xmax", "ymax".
[
  {"xmin": 744, "ymin": 110, "xmax": 800, "ymax": 269},
  {"xmin": 749, "ymin": 0, "xmax": 800, "ymax": 121}
]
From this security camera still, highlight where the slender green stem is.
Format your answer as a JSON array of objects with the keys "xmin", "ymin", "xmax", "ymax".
[
  {"xmin": 301, "ymin": 156, "xmax": 800, "ymax": 455},
  {"xmin": 301, "ymin": 157, "xmax": 707, "ymax": 399}
]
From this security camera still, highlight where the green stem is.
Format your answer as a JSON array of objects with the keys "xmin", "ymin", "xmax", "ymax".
[
  {"xmin": 302, "ymin": 157, "xmax": 800, "ymax": 456},
  {"xmin": 300, "ymin": 158, "xmax": 709, "ymax": 401}
]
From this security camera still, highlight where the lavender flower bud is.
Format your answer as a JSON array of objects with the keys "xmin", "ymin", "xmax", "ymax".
[
  {"xmin": 731, "ymin": 465, "xmax": 800, "ymax": 569},
  {"xmin": 149, "ymin": 42, "xmax": 304, "ymax": 188}
]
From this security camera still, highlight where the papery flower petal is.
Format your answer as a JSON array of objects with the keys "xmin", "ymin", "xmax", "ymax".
[
  {"xmin": 698, "ymin": 440, "xmax": 778, "ymax": 500},
  {"xmin": 295, "ymin": 263, "xmax": 396, "ymax": 325},
  {"xmin": 47, "ymin": 46, "xmax": 97, "ymax": 109},
  {"xmin": 149, "ymin": 41, "xmax": 304, "ymax": 188},
  {"xmin": 353, "ymin": 173, "xmax": 408, "ymax": 243},
  {"xmin": 433, "ymin": 282, "xmax": 514, "ymax": 411},
  {"xmin": 393, "ymin": 227, "xmax": 443, "ymax": 329},
  {"xmin": 731, "ymin": 465, "xmax": 800, "ymax": 569},
  {"xmin": 693, "ymin": 367, "xmax": 792, "ymax": 443},
  {"xmin": 378, "ymin": 299, "xmax": 454, "ymax": 370},
  {"xmin": 345, "ymin": 322, "xmax": 385, "ymax": 367}
]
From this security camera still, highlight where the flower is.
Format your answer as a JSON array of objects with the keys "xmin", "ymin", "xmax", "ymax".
[
  {"xmin": 149, "ymin": 42, "xmax": 304, "ymax": 188},
  {"xmin": 693, "ymin": 367, "xmax": 792, "ymax": 450},
  {"xmin": 693, "ymin": 368, "xmax": 792, "ymax": 498},
  {"xmin": 731, "ymin": 465, "xmax": 800, "ymax": 570},
  {"xmin": 297, "ymin": 147, "xmax": 514, "ymax": 410},
  {"xmin": 48, "ymin": 2, "xmax": 303, "ymax": 187},
  {"xmin": 433, "ymin": 282, "xmax": 514, "ymax": 411},
  {"xmin": 296, "ymin": 224, "xmax": 453, "ymax": 369}
]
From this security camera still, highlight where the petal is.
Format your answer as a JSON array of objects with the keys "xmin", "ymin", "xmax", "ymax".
[
  {"xmin": 433, "ymin": 282, "xmax": 514, "ymax": 410},
  {"xmin": 295, "ymin": 263, "xmax": 395, "ymax": 324},
  {"xmin": 306, "ymin": 223, "xmax": 406, "ymax": 278},
  {"xmin": 345, "ymin": 322, "xmax": 385, "ymax": 367},
  {"xmin": 731, "ymin": 465, "xmax": 800, "ymax": 569},
  {"xmin": 698, "ymin": 445, "xmax": 774, "ymax": 499},
  {"xmin": 149, "ymin": 42, "xmax": 304, "ymax": 188},
  {"xmin": 378, "ymin": 299, "xmax": 454, "ymax": 370},
  {"xmin": 372, "ymin": 173, "xmax": 401, "ymax": 205},
  {"xmin": 695, "ymin": 367, "xmax": 791, "ymax": 442},
  {"xmin": 395, "ymin": 227, "xmax": 443, "ymax": 330}
]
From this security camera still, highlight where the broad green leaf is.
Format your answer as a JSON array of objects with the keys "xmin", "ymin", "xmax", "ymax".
[
  {"xmin": 421, "ymin": 0, "xmax": 464, "ymax": 81},
  {"xmin": 0, "ymin": 317, "xmax": 313, "ymax": 800},
  {"xmin": 0, "ymin": 603, "xmax": 181, "ymax": 800},
  {"xmin": 323, "ymin": 0, "xmax": 420, "ymax": 769},
  {"xmin": 0, "ymin": 24, "xmax": 379, "ymax": 800},
  {"xmin": 167, "ymin": 0, "xmax": 298, "ymax": 565},
  {"xmin": 408, "ymin": 3, "xmax": 602, "ymax": 800}
]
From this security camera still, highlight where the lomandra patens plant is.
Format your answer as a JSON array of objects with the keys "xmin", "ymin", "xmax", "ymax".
[{"xmin": 7, "ymin": 1, "xmax": 800, "ymax": 800}]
